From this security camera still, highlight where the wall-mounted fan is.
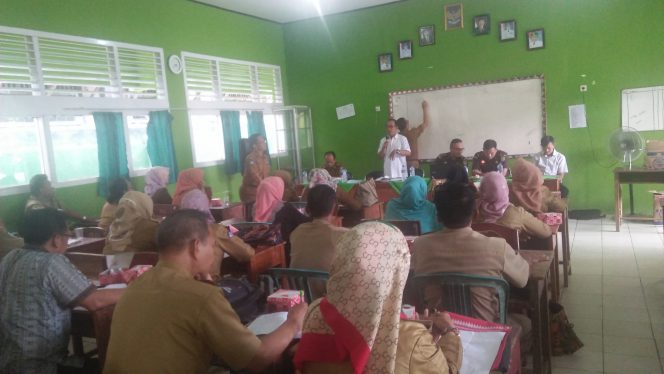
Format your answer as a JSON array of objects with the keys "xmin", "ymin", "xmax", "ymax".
[{"xmin": 608, "ymin": 127, "xmax": 644, "ymax": 169}]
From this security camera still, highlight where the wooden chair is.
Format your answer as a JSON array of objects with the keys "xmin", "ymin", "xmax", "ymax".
[
  {"xmin": 129, "ymin": 252, "xmax": 159, "ymax": 267},
  {"xmin": 472, "ymin": 222, "xmax": 520, "ymax": 251},
  {"xmin": 267, "ymin": 268, "xmax": 330, "ymax": 303},
  {"xmin": 73, "ymin": 226, "xmax": 106, "ymax": 238},
  {"xmin": 153, "ymin": 204, "xmax": 178, "ymax": 217},
  {"xmin": 66, "ymin": 252, "xmax": 107, "ymax": 279},
  {"xmin": 384, "ymin": 220, "xmax": 421, "ymax": 236},
  {"xmin": 91, "ymin": 304, "xmax": 116, "ymax": 368}
]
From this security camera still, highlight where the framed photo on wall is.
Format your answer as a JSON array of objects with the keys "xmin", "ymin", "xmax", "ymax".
[
  {"xmin": 499, "ymin": 20, "xmax": 517, "ymax": 41},
  {"xmin": 444, "ymin": 3, "xmax": 463, "ymax": 31},
  {"xmin": 398, "ymin": 40, "xmax": 413, "ymax": 59},
  {"xmin": 419, "ymin": 25, "xmax": 435, "ymax": 46},
  {"xmin": 526, "ymin": 28, "xmax": 545, "ymax": 50},
  {"xmin": 378, "ymin": 53, "xmax": 393, "ymax": 72},
  {"xmin": 473, "ymin": 14, "xmax": 490, "ymax": 35}
]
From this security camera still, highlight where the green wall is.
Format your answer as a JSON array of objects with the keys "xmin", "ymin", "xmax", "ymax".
[
  {"xmin": 283, "ymin": 0, "xmax": 664, "ymax": 215},
  {"xmin": 0, "ymin": 0, "xmax": 285, "ymax": 229}
]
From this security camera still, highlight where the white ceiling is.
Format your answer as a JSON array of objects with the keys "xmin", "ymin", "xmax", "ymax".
[{"xmin": 193, "ymin": 0, "xmax": 402, "ymax": 23}]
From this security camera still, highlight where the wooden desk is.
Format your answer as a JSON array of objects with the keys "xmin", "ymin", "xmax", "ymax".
[
  {"xmin": 221, "ymin": 243, "xmax": 287, "ymax": 283},
  {"xmin": 520, "ymin": 250, "xmax": 554, "ymax": 374},
  {"xmin": 67, "ymin": 237, "xmax": 105, "ymax": 254},
  {"xmin": 210, "ymin": 202, "xmax": 245, "ymax": 223},
  {"xmin": 614, "ymin": 168, "xmax": 664, "ymax": 231},
  {"xmin": 521, "ymin": 226, "xmax": 560, "ymax": 302}
]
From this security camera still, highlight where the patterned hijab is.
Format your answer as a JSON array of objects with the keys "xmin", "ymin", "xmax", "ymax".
[
  {"xmin": 309, "ymin": 168, "xmax": 338, "ymax": 191},
  {"xmin": 294, "ymin": 221, "xmax": 411, "ymax": 373},
  {"xmin": 385, "ymin": 176, "xmax": 440, "ymax": 234},
  {"xmin": 144, "ymin": 167, "xmax": 170, "ymax": 197},
  {"xmin": 254, "ymin": 176, "xmax": 284, "ymax": 222},
  {"xmin": 172, "ymin": 168, "xmax": 204, "ymax": 207},
  {"xmin": 478, "ymin": 172, "xmax": 510, "ymax": 223},
  {"xmin": 180, "ymin": 189, "xmax": 215, "ymax": 223},
  {"xmin": 510, "ymin": 158, "xmax": 544, "ymax": 213},
  {"xmin": 104, "ymin": 191, "xmax": 155, "ymax": 254}
]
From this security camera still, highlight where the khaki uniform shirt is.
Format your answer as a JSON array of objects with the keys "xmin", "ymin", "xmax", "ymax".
[
  {"xmin": 210, "ymin": 223, "xmax": 255, "ymax": 277},
  {"xmin": 290, "ymin": 219, "xmax": 348, "ymax": 272},
  {"xmin": 412, "ymin": 227, "xmax": 528, "ymax": 322},
  {"xmin": 496, "ymin": 204, "xmax": 552, "ymax": 239},
  {"xmin": 435, "ymin": 152, "xmax": 466, "ymax": 168},
  {"xmin": 98, "ymin": 202, "xmax": 117, "ymax": 232},
  {"xmin": 240, "ymin": 151, "xmax": 270, "ymax": 202},
  {"xmin": 104, "ymin": 261, "xmax": 261, "ymax": 374},
  {"xmin": 402, "ymin": 126, "xmax": 425, "ymax": 163}
]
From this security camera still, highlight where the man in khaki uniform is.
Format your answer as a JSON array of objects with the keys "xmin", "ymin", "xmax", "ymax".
[
  {"xmin": 240, "ymin": 134, "xmax": 271, "ymax": 203},
  {"xmin": 396, "ymin": 100, "xmax": 430, "ymax": 169},
  {"xmin": 105, "ymin": 210, "xmax": 306, "ymax": 373}
]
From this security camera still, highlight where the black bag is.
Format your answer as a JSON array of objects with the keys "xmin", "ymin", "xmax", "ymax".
[
  {"xmin": 219, "ymin": 276, "xmax": 264, "ymax": 324},
  {"xmin": 236, "ymin": 223, "xmax": 283, "ymax": 247}
]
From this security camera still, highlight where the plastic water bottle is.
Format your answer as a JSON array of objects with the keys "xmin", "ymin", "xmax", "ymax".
[
  {"xmin": 497, "ymin": 164, "xmax": 504, "ymax": 174},
  {"xmin": 409, "ymin": 166, "xmax": 415, "ymax": 177},
  {"xmin": 301, "ymin": 170, "xmax": 308, "ymax": 184},
  {"xmin": 341, "ymin": 167, "xmax": 348, "ymax": 182}
]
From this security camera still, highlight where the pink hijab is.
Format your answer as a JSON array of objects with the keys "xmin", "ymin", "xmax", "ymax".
[
  {"xmin": 144, "ymin": 167, "xmax": 170, "ymax": 196},
  {"xmin": 172, "ymin": 168, "xmax": 204, "ymax": 207},
  {"xmin": 479, "ymin": 172, "xmax": 510, "ymax": 223},
  {"xmin": 254, "ymin": 176, "xmax": 284, "ymax": 222}
]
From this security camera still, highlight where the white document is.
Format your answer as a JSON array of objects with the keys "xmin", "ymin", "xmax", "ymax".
[
  {"xmin": 568, "ymin": 104, "xmax": 587, "ymax": 128},
  {"xmin": 248, "ymin": 312, "xmax": 301, "ymax": 338},
  {"xmin": 458, "ymin": 330, "xmax": 506, "ymax": 374},
  {"xmin": 336, "ymin": 103, "xmax": 355, "ymax": 120}
]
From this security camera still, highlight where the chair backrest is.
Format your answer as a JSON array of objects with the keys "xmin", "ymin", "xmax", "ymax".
[
  {"xmin": 384, "ymin": 220, "xmax": 421, "ymax": 236},
  {"xmin": 92, "ymin": 304, "xmax": 116, "ymax": 369},
  {"xmin": 267, "ymin": 268, "xmax": 330, "ymax": 303},
  {"xmin": 129, "ymin": 252, "xmax": 159, "ymax": 267},
  {"xmin": 412, "ymin": 272, "xmax": 510, "ymax": 324},
  {"xmin": 153, "ymin": 204, "xmax": 178, "ymax": 217},
  {"xmin": 73, "ymin": 226, "xmax": 106, "ymax": 238},
  {"xmin": 362, "ymin": 202, "xmax": 384, "ymax": 220},
  {"xmin": 472, "ymin": 222, "xmax": 520, "ymax": 251},
  {"xmin": 65, "ymin": 252, "xmax": 107, "ymax": 279}
]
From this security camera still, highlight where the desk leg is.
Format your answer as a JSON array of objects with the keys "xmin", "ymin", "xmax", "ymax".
[
  {"xmin": 531, "ymin": 279, "xmax": 544, "ymax": 374},
  {"xmin": 551, "ymin": 242, "xmax": 560, "ymax": 302},
  {"xmin": 542, "ymin": 274, "xmax": 553, "ymax": 374},
  {"xmin": 562, "ymin": 210, "xmax": 571, "ymax": 285},
  {"xmin": 615, "ymin": 175, "xmax": 622, "ymax": 232}
]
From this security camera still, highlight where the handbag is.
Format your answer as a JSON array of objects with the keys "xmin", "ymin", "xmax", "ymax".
[
  {"xmin": 549, "ymin": 302, "xmax": 584, "ymax": 355},
  {"xmin": 236, "ymin": 223, "xmax": 282, "ymax": 247}
]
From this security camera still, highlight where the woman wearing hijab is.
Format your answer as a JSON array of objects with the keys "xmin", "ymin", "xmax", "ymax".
[
  {"xmin": 172, "ymin": 168, "xmax": 205, "ymax": 208},
  {"xmin": 477, "ymin": 172, "xmax": 552, "ymax": 238},
  {"xmin": 294, "ymin": 221, "xmax": 462, "ymax": 374},
  {"xmin": 303, "ymin": 169, "xmax": 362, "ymax": 211},
  {"xmin": 103, "ymin": 191, "xmax": 159, "ymax": 269},
  {"xmin": 273, "ymin": 169, "xmax": 300, "ymax": 202},
  {"xmin": 99, "ymin": 178, "xmax": 132, "ymax": 232},
  {"xmin": 144, "ymin": 166, "xmax": 172, "ymax": 204},
  {"xmin": 385, "ymin": 176, "xmax": 441, "ymax": 234},
  {"xmin": 510, "ymin": 158, "xmax": 566, "ymax": 214},
  {"xmin": 253, "ymin": 176, "xmax": 285, "ymax": 222}
]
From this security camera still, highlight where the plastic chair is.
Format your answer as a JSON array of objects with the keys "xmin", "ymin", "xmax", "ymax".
[
  {"xmin": 472, "ymin": 222, "xmax": 520, "ymax": 251},
  {"xmin": 267, "ymin": 268, "xmax": 330, "ymax": 303},
  {"xmin": 412, "ymin": 272, "xmax": 510, "ymax": 324},
  {"xmin": 384, "ymin": 220, "xmax": 421, "ymax": 236}
]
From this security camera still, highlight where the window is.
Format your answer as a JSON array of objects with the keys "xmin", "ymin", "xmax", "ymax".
[
  {"xmin": 263, "ymin": 113, "xmax": 288, "ymax": 155},
  {"xmin": 48, "ymin": 116, "xmax": 99, "ymax": 183},
  {"xmin": 125, "ymin": 115, "xmax": 151, "ymax": 171},
  {"xmin": 0, "ymin": 118, "xmax": 44, "ymax": 189},
  {"xmin": 189, "ymin": 114, "xmax": 225, "ymax": 165}
]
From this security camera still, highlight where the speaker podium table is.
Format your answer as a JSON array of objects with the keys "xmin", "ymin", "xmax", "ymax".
[{"xmin": 614, "ymin": 168, "xmax": 664, "ymax": 232}]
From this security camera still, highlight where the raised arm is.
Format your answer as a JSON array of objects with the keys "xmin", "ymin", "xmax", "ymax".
[{"xmin": 420, "ymin": 100, "xmax": 430, "ymax": 130}]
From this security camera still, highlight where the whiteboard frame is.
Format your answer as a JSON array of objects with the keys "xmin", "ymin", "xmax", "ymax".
[{"xmin": 388, "ymin": 74, "xmax": 547, "ymax": 160}]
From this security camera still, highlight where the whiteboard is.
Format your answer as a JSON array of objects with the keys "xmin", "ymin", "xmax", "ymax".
[
  {"xmin": 389, "ymin": 76, "xmax": 546, "ymax": 160},
  {"xmin": 621, "ymin": 86, "xmax": 664, "ymax": 132}
]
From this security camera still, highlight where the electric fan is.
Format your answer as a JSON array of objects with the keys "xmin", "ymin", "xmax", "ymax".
[{"xmin": 608, "ymin": 127, "xmax": 644, "ymax": 169}]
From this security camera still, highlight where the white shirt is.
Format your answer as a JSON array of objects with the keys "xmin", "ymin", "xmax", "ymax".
[
  {"xmin": 377, "ymin": 134, "xmax": 410, "ymax": 179},
  {"xmin": 534, "ymin": 149, "xmax": 568, "ymax": 176}
]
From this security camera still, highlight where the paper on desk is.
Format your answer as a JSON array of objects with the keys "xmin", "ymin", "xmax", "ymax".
[
  {"xmin": 67, "ymin": 237, "xmax": 82, "ymax": 246},
  {"xmin": 248, "ymin": 312, "xmax": 301, "ymax": 338},
  {"xmin": 459, "ymin": 330, "xmax": 506, "ymax": 374}
]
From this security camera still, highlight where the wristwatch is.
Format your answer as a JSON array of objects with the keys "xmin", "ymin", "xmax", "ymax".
[{"xmin": 440, "ymin": 326, "xmax": 460, "ymax": 336}]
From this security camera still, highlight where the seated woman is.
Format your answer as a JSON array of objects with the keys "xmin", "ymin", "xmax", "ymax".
[
  {"xmin": 273, "ymin": 169, "xmax": 300, "ymax": 202},
  {"xmin": 25, "ymin": 174, "xmax": 97, "ymax": 224},
  {"xmin": 385, "ymin": 176, "xmax": 441, "ymax": 234},
  {"xmin": 172, "ymin": 168, "xmax": 206, "ymax": 208},
  {"xmin": 144, "ymin": 166, "xmax": 172, "ymax": 204},
  {"xmin": 99, "ymin": 178, "xmax": 132, "ymax": 232},
  {"xmin": 254, "ymin": 176, "xmax": 285, "ymax": 222},
  {"xmin": 103, "ymin": 191, "xmax": 159, "ymax": 269},
  {"xmin": 303, "ymin": 169, "xmax": 362, "ymax": 211},
  {"xmin": 477, "ymin": 172, "xmax": 552, "ymax": 239},
  {"xmin": 510, "ymin": 158, "xmax": 566, "ymax": 213},
  {"xmin": 294, "ymin": 221, "xmax": 462, "ymax": 374},
  {"xmin": 180, "ymin": 192, "xmax": 254, "ymax": 277}
]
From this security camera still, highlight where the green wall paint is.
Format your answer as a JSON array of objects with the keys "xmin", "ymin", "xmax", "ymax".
[
  {"xmin": 283, "ymin": 0, "xmax": 664, "ymax": 216},
  {"xmin": 0, "ymin": 0, "xmax": 286, "ymax": 230}
]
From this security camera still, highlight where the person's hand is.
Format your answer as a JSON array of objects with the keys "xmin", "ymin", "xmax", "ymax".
[
  {"xmin": 430, "ymin": 311, "xmax": 455, "ymax": 331},
  {"xmin": 422, "ymin": 100, "xmax": 429, "ymax": 109},
  {"xmin": 382, "ymin": 140, "xmax": 389, "ymax": 151},
  {"xmin": 287, "ymin": 302, "xmax": 308, "ymax": 331},
  {"xmin": 390, "ymin": 149, "xmax": 399, "ymax": 160},
  {"xmin": 194, "ymin": 273, "xmax": 214, "ymax": 283},
  {"xmin": 472, "ymin": 169, "xmax": 482, "ymax": 176}
]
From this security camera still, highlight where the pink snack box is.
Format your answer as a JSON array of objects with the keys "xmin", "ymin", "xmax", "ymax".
[
  {"xmin": 267, "ymin": 289, "xmax": 303, "ymax": 312},
  {"xmin": 99, "ymin": 265, "xmax": 153, "ymax": 286},
  {"xmin": 537, "ymin": 212, "xmax": 563, "ymax": 225}
]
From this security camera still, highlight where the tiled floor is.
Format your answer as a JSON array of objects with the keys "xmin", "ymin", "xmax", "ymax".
[{"xmin": 552, "ymin": 218, "xmax": 664, "ymax": 374}]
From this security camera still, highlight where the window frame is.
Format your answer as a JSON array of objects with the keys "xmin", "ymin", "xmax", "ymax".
[{"xmin": 188, "ymin": 109, "xmax": 227, "ymax": 168}]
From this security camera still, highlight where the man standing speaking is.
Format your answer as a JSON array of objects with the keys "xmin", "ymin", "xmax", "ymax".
[{"xmin": 377, "ymin": 118, "xmax": 411, "ymax": 179}]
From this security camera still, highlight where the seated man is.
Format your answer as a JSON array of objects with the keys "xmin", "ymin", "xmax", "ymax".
[
  {"xmin": 322, "ymin": 151, "xmax": 343, "ymax": 178},
  {"xmin": 434, "ymin": 138, "xmax": 466, "ymax": 168},
  {"xmin": 472, "ymin": 139, "xmax": 508, "ymax": 176},
  {"xmin": 0, "ymin": 208, "xmax": 123, "ymax": 373},
  {"xmin": 104, "ymin": 210, "xmax": 307, "ymax": 373},
  {"xmin": 533, "ymin": 135, "xmax": 569, "ymax": 198},
  {"xmin": 411, "ymin": 183, "xmax": 530, "ymax": 347},
  {"xmin": 25, "ymin": 174, "xmax": 97, "ymax": 224}
]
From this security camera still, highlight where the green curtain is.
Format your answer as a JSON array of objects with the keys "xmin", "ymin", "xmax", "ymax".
[
  {"xmin": 147, "ymin": 110, "xmax": 178, "ymax": 183},
  {"xmin": 221, "ymin": 111, "xmax": 242, "ymax": 175},
  {"xmin": 93, "ymin": 112, "xmax": 129, "ymax": 197}
]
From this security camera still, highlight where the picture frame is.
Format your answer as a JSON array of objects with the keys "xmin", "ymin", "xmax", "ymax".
[
  {"xmin": 398, "ymin": 40, "xmax": 413, "ymax": 59},
  {"xmin": 499, "ymin": 20, "xmax": 517, "ymax": 41},
  {"xmin": 526, "ymin": 28, "xmax": 545, "ymax": 50},
  {"xmin": 444, "ymin": 3, "xmax": 463, "ymax": 31},
  {"xmin": 419, "ymin": 25, "xmax": 435, "ymax": 46},
  {"xmin": 378, "ymin": 53, "xmax": 393, "ymax": 72},
  {"xmin": 473, "ymin": 14, "xmax": 490, "ymax": 35}
]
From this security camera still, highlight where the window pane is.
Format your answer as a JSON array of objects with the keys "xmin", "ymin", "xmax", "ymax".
[
  {"xmin": 239, "ymin": 112, "xmax": 249, "ymax": 139},
  {"xmin": 190, "ymin": 114, "xmax": 224, "ymax": 163},
  {"xmin": 0, "ymin": 118, "xmax": 44, "ymax": 188},
  {"xmin": 48, "ymin": 116, "xmax": 99, "ymax": 182},
  {"xmin": 264, "ymin": 113, "xmax": 288, "ymax": 155},
  {"xmin": 126, "ymin": 115, "xmax": 151, "ymax": 170}
]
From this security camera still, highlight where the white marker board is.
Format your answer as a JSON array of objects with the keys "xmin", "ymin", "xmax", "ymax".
[
  {"xmin": 621, "ymin": 86, "xmax": 664, "ymax": 132},
  {"xmin": 389, "ymin": 76, "xmax": 546, "ymax": 160}
]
